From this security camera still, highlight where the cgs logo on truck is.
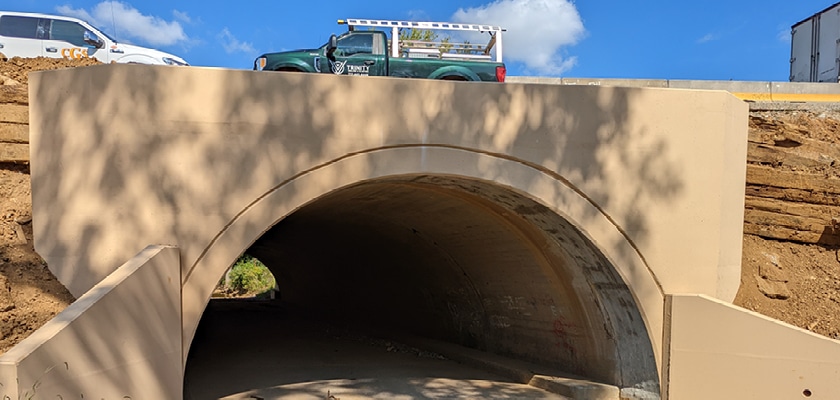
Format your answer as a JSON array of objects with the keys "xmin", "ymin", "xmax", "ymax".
[{"xmin": 61, "ymin": 47, "xmax": 90, "ymax": 59}]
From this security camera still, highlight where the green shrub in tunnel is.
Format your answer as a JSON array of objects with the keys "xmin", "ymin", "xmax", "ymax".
[{"xmin": 224, "ymin": 254, "xmax": 276, "ymax": 296}]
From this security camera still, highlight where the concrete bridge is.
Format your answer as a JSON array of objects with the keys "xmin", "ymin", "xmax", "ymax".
[{"xmin": 1, "ymin": 64, "xmax": 838, "ymax": 399}]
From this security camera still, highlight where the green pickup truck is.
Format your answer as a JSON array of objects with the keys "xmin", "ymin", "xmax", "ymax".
[{"xmin": 254, "ymin": 18, "xmax": 506, "ymax": 82}]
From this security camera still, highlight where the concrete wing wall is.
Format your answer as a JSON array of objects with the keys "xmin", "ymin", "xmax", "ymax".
[
  {"xmin": 0, "ymin": 245, "xmax": 182, "ymax": 399},
  {"xmin": 665, "ymin": 294, "xmax": 840, "ymax": 399}
]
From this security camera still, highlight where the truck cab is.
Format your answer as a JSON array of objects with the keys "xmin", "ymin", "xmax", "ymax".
[
  {"xmin": 0, "ymin": 11, "xmax": 188, "ymax": 65},
  {"xmin": 253, "ymin": 30, "xmax": 388, "ymax": 76},
  {"xmin": 320, "ymin": 30, "xmax": 388, "ymax": 76}
]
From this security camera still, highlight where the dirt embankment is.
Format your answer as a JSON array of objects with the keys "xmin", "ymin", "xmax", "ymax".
[
  {"xmin": 736, "ymin": 108, "xmax": 840, "ymax": 338},
  {"xmin": 0, "ymin": 58, "xmax": 97, "ymax": 353},
  {"xmin": 0, "ymin": 58, "xmax": 839, "ymax": 356}
]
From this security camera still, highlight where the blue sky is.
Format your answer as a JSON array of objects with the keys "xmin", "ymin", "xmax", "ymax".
[{"xmin": 2, "ymin": 0, "xmax": 835, "ymax": 80}]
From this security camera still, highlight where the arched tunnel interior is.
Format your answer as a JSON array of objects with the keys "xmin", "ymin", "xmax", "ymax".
[{"xmin": 189, "ymin": 174, "xmax": 659, "ymax": 393}]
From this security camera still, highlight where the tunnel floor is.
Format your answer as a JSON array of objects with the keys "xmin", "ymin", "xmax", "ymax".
[{"xmin": 183, "ymin": 299, "xmax": 570, "ymax": 400}]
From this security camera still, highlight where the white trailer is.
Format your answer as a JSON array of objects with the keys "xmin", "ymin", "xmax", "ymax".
[{"xmin": 791, "ymin": 2, "xmax": 840, "ymax": 82}]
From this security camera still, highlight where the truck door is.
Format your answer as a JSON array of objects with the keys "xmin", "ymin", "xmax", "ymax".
[
  {"xmin": 43, "ymin": 18, "xmax": 109, "ymax": 63},
  {"xmin": 0, "ymin": 15, "xmax": 45, "ymax": 58},
  {"xmin": 320, "ymin": 31, "xmax": 386, "ymax": 77}
]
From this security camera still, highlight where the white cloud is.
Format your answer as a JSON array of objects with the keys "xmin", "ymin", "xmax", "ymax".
[
  {"xmin": 777, "ymin": 28, "xmax": 792, "ymax": 43},
  {"xmin": 452, "ymin": 0, "xmax": 585, "ymax": 75},
  {"xmin": 697, "ymin": 33, "xmax": 718, "ymax": 44},
  {"xmin": 218, "ymin": 28, "xmax": 255, "ymax": 54},
  {"xmin": 172, "ymin": 10, "xmax": 191, "ymax": 24},
  {"xmin": 56, "ymin": 1, "xmax": 188, "ymax": 47}
]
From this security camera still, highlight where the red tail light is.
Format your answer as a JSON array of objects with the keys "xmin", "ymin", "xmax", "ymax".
[{"xmin": 496, "ymin": 66, "xmax": 506, "ymax": 82}]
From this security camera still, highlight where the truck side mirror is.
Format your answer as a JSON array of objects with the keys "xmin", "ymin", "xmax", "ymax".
[
  {"xmin": 327, "ymin": 34, "xmax": 338, "ymax": 57},
  {"xmin": 83, "ymin": 31, "xmax": 104, "ymax": 49}
]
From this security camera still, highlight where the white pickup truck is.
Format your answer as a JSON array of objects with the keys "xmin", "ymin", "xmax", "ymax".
[{"xmin": 0, "ymin": 11, "xmax": 188, "ymax": 65}]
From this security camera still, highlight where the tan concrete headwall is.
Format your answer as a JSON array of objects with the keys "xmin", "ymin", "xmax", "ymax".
[
  {"xmin": 27, "ymin": 65, "xmax": 750, "ymax": 393},
  {"xmin": 0, "ymin": 245, "xmax": 182, "ymax": 399}
]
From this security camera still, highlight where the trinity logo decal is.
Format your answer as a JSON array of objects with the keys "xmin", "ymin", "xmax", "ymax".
[{"xmin": 329, "ymin": 60, "xmax": 346, "ymax": 75}]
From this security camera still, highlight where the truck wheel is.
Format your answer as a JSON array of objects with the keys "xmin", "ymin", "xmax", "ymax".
[
  {"xmin": 276, "ymin": 67, "xmax": 303, "ymax": 72},
  {"xmin": 440, "ymin": 75, "xmax": 468, "ymax": 81}
]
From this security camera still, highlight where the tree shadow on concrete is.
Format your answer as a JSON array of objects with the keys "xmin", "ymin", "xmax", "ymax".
[{"xmin": 24, "ymin": 65, "xmax": 737, "ymax": 397}]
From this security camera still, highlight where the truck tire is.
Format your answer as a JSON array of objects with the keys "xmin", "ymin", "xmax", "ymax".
[{"xmin": 440, "ymin": 75, "xmax": 468, "ymax": 81}]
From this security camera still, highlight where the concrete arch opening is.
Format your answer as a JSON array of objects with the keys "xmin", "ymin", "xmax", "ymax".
[{"xmin": 187, "ymin": 173, "xmax": 659, "ymax": 393}]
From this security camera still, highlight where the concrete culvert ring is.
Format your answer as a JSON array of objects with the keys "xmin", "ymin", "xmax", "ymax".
[{"xmin": 186, "ymin": 173, "xmax": 659, "ymax": 396}]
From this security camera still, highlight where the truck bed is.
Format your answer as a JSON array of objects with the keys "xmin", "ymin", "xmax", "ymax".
[{"xmin": 388, "ymin": 57, "xmax": 503, "ymax": 82}]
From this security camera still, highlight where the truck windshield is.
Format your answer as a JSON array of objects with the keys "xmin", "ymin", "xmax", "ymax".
[{"xmin": 83, "ymin": 20, "xmax": 118, "ymax": 43}]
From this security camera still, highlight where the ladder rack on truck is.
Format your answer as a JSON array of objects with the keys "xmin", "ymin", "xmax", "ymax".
[{"xmin": 337, "ymin": 18, "xmax": 505, "ymax": 63}]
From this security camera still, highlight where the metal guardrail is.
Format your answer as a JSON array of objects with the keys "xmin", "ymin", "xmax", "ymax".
[{"xmin": 507, "ymin": 76, "xmax": 840, "ymax": 102}]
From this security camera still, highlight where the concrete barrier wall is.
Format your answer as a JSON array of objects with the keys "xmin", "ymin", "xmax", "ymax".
[
  {"xmin": 664, "ymin": 294, "xmax": 840, "ymax": 400},
  {"xmin": 509, "ymin": 76, "xmax": 840, "ymax": 102},
  {"xmin": 0, "ymin": 245, "xmax": 182, "ymax": 399}
]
